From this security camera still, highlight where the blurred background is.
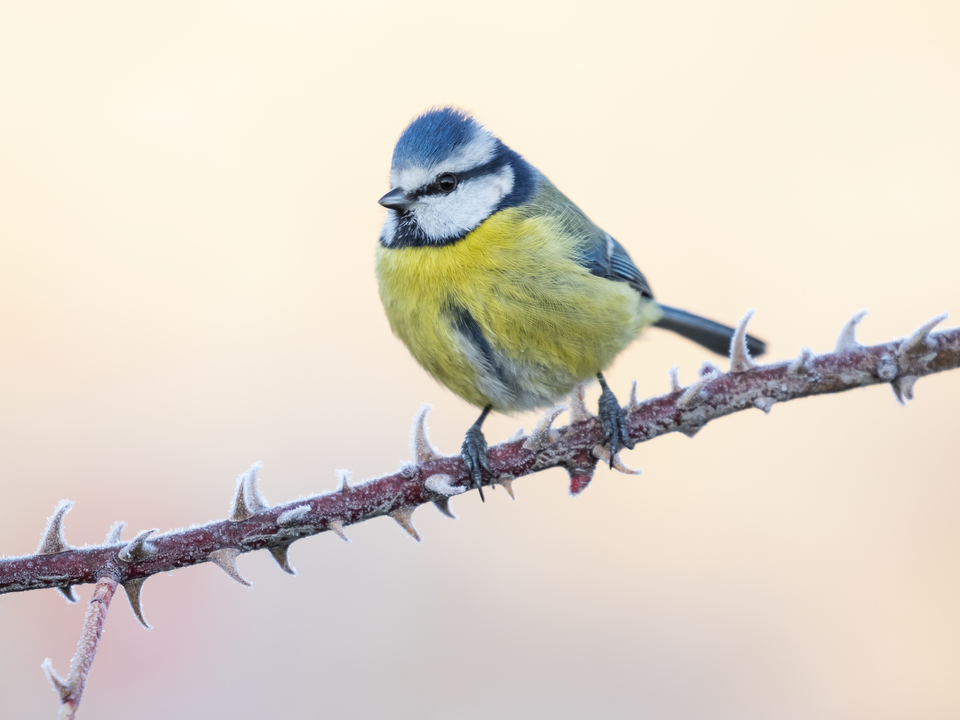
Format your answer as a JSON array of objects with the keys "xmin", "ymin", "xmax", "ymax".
[{"xmin": 1, "ymin": 2, "xmax": 958, "ymax": 718}]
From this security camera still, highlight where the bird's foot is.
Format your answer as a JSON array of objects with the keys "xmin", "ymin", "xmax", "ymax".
[
  {"xmin": 597, "ymin": 375, "xmax": 635, "ymax": 468},
  {"xmin": 461, "ymin": 423, "xmax": 490, "ymax": 502}
]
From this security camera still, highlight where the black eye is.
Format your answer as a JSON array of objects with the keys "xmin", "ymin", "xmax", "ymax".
[{"xmin": 436, "ymin": 172, "xmax": 458, "ymax": 193}]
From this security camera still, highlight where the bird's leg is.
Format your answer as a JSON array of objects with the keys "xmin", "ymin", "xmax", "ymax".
[
  {"xmin": 461, "ymin": 405, "xmax": 492, "ymax": 502},
  {"xmin": 596, "ymin": 372, "xmax": 635, "ymax": 467}
]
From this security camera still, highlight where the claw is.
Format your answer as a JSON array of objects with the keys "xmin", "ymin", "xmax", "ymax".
[
  {"xmin": 596, "ymin": 374, "xmax": 634, "ymax": 468},
  {"xmin": 461, "ymin": 425, "xmax": 489, "ymax": 502}
]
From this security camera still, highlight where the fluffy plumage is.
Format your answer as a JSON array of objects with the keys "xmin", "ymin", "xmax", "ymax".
[{"xmin": 376, "ymin": 108, "xmax": 765, "ymax": 414}]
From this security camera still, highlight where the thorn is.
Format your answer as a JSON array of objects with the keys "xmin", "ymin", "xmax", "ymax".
[
  {"xmin": 327, "ymin": 520, "xmax": 350, "ymax": 542},
  {"xmin": 754, "ymin": 397, "xmax": 776, "ymax": 414},
  {"xmin": 700, "ymin": 361, "xmax": 721, "ymax": 376},
  {"xmin": 41, "ymin": 658, "xmax": 71, "ymax": 702},
  {"xmin": 507, "ymin": 427, "xmax": 525, "ymax": 442},
  {"xmin": 105, "ymin": 521, "xmax": 127, "ymax": 544},
  {"xmin": 118, "ymin": 529, "xmax": 159, "ymax": 563},
  {"xmin": 500, "ymin": 477, "xmax": 515, "ymax": 500},
  {"xmin": 336, "ymin": 468, "xmax": 352, "ymax": 493},
  {"xmin": 277, "ymin": 505, "xmax": 311, "ymax": 528},
  {"xmin": 592, "ymin": 445, "xmax": 642, "ymax": 475},
  {"xmin": 788, "ymin": 346, "xmax": 815, "ymax": 375},
  {"xmin": 36, "ymin": 500, "xmax": 74, "ymax": 555},
  {"xmin": 208, "ymin": 548, "xmax": 252, "ymax": 586},
  {"xmin": 681, "ymin": 425, "xmax": 703, "ymax": 438},
  {"xmin": 424, "ymin": 473, "xmax": 464, "ymax": 497},
  {"xmin": 389, "ymin": 506, "xmax": 420, "ymax": 542},
  {"xmin": 568, "ymin": 473, "xmax": 593, "ymax": 496},
  {"xmin": 229, "ymin": 462, "xmax": 267, "ymax": 521},
  {"xmin": 122, "ymin": 577, "xmax": 152, "ymax": 629},
  {"xmin": 891, "ymin": 375, "xmax": 919, "ymax": 405},
  {"xmin": 523, "ymin": 404, "xmax": 567, "ymax": 451},
  {"xmin": 268, "ymin": 543, "xmax": 296, "ymax": 576},
  {"xmin": 900, "ymin": 312, "xmax": 948, "ymax": 357},
  {"xmin": 56, "ymin": 586, "xmax": 78, "ymax": 603},
  {"xmin": 243, "ymin": 462, "xmax": 268, "ymax": 513},
  {"xmin": 432, "ymin": 497, "xmax": 457, "ymax": 519},
  {"xmin": 669, "ymin": 366, "xmax": 681, "ymax": 393},
  {"xmin": 835, "ymin": 309, "xmax": 868, "ymax": 352},
  {"xmin": 411, "ymin": 403, "xmax": 443, "ymax": 464},
  {"xmin": 729, "ymin": 309, "xmax": 759, "ymax": 373},
  {"xmin": 622, "ymin": 381, "xmax": 639, "ymax": 413},
  {"xmin": 569, "ymin": 383, "xmax": 594, "ymax": 423},
  {"xmin": 677, "ymin": 370, "xmax": 719, "ymax": 408}
]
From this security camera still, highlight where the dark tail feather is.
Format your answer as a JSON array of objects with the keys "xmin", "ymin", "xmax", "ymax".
[{"xmin": 653, "ymin": 304, "xmax": 767, "ymax": 358}]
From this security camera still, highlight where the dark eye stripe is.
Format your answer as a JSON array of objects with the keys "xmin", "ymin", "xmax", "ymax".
[{"xmin": 408, "ymin": 155, "xmax": 511, "ymax": 200}]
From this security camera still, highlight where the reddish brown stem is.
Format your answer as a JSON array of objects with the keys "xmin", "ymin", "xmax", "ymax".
[
  {"xmin": 42, "ymin": 575, "xmax": 118, "ymax": 719},
  {"xmin": 1, "ymin": 324, "xmax": 958, "ymax": 602}
]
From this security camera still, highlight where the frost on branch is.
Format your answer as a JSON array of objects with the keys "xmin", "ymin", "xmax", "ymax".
[
  {"xmin": 2, "ymin": 310, "xmax": 959, "ymax": 720},
  {"xmin": 208, "ymin": 548, "xmax": 251, "ymax": 587},
  {"xmin": 35, "ymin": 500, "xmax": 78, "ymax": 602},
  {"xmin": 729, "ymin": 309, "xmax": 759, "ymax": 373}
]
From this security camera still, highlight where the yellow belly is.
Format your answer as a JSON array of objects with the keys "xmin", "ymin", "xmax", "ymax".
[{"xmin": 375, "ymin": 208, "xmax": 660, "ymax": 411}]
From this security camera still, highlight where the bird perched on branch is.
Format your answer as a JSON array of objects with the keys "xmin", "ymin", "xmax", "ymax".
[{"xmin": 376, "ymin": 108, "xmax": 765, "ymax": 500}]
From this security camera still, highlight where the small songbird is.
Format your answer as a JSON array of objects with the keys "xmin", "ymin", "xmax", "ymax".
[{"xmin": 376, "ymin": 108, "xmax": 764, "ymax": 500}]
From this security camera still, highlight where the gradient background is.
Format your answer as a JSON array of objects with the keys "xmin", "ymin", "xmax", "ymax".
[{"xmin": 1, "ymin": 2, "xmax": 959, "ymax": 718}]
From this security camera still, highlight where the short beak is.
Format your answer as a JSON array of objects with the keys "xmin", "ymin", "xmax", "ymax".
[{"xmin": 378, "ymin": 187, "xmax": 412, "ymax": 211}]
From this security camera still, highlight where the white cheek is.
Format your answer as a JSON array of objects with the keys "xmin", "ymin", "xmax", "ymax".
[{"xmin": 413, "ymin": 165, "xmax": 515, "ymax": 242}]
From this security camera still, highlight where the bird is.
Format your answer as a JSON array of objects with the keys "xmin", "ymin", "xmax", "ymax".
[{"xmin": 375, "ymin": 108, "xmax": 765, "ymax": 501}]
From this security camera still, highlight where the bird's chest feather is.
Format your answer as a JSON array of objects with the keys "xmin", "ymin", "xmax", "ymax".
[{"xmin": 375, "ymin": 209, "xmax": 652, "ymax": 410}]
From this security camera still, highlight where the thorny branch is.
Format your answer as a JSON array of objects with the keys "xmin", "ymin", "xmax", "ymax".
[{"xmin": 0, "ymin": 310, "xmax": 957, "ymax": 717}]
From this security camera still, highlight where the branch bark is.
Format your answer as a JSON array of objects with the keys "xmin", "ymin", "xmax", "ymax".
[
  {"xmin": 41, "ymin": 575, "xmax": 118, "ymax": 719},
  {"xmin": 1, "ymin": 314, "xmax": 957, "ymax": 615}
]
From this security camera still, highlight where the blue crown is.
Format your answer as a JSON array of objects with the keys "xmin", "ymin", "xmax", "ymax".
[{"xmin": 392, "ymin": 108, "xmax": 484, "ymax": 168}]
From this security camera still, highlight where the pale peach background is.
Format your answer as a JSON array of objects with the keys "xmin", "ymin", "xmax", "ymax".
[{"xmin": 1, "ymin": 2, "xmax": 959, "ymax": 718}]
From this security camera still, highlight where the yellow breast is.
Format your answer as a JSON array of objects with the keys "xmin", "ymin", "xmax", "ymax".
[{"xmin": 375, "ymin": 208, "xmax": 660, "ymax": 411}]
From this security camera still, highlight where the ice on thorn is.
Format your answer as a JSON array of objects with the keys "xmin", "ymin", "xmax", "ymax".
[
  {"xmin": 569, "ymin": 383, "xmax": 594, "ymax": 423},
  {"xmin": 754, "ymin": 397, "xmax": 776, "ymax": 414},
  {"xmin": 277, "ymin": 505, "xmax": 310, "ymax": 527},
  {"xmin": 669, "ymin": 366, "xmax": 681, "ymax": 393},
  {"xmin": 411, "ymin": 403, "xmax": 443, "ymax": 464},
  {"xmin": 523, "ymin": 404, "xmax": 567, "ymax": 451},
  {"xmin": 507, "ymin": 427, "xmax": 525, "ymax": 442},
  {"xmin": 327, "ymin": 520, "xmax": 350, "ymax": 542},
  {"xmin": 432, "ymin": 497, "xmax": 456, "ymax": 519},
  {"xmin": 118, "ymin": 529, "xmax": 159, "ymax": 564},
  {"xmin": 592, "ymin": 445, "xmax": 642, "ymax": 475},
  {"xmin": 626, "ymin": 381, "xmax": 639, "ymax": 412},
  {"xmin": 229, "ymin": 462, "xmax": 268, "ymax": 522},
  {"xmin": 729, "ymin": 309, "xmax": 759, "ymax": 373},
  {"xmin": 106, "ymin": 521, "xmax": 127, "ymax": 544},
  {"xmin": 57, "ymin": 586, "xmax": 78, "ymax": 603},
  {"xmin": 123, "ymin": 577, "xmax": 152, "ymax": 629},
  {"xmin": 389, "ymin": 506, "xmax": 421, "ymax": 542},
  {"xmin": 336, "ymin": 468, "xmax": 352, "ymax": 493},
  {"xmin": 900, "ymin": 312, "xmax": 948, "ymax": 357},
  {"xmin": 41, "ymin": 659, "xmax": 71, "ymax": 702},
  {"xmin": 268, "ymin": 543, "xmax": 296, "ymax": 575},
  {"xmin": 208, "ymin": 548, "xmax": 252, "ymax": 586},
  {"xmin": 788, "ymin": 346, "xmax": 815, "ymax": 375},
  {"xmin": 36, "ymin": 500, "xmax": 74, "ymax": 555},
  {"xmin": 424, "ymin": 473, "xmax": 465, "ymax": 497},
  {"xmin": 891, "ymin": 375, "xmax": 919, "ymax": 405},
  {"xmin": 677, "ymin": 370, "xmax": 719, "ymax": 408},
  {"xmin": 835, "ymin": 309, "xmax": 868, "ymax": 352}
]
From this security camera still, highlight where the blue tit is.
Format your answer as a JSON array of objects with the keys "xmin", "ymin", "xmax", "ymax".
[{"xmin": 376, "ymin": 108, "xmax": 765, "ymax": 500}]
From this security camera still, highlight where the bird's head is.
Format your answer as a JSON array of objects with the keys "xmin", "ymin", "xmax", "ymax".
[{"xmin": 379, "ymin": 108, "xmax": 534, "ymax": 247}]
